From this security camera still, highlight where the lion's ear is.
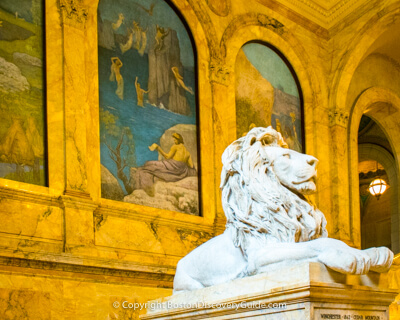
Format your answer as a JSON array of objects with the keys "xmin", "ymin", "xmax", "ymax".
[{"xmin": 261, "ymin": 133, "xmax": 276, "ymax": 146}]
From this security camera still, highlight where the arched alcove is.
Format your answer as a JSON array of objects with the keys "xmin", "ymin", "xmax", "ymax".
[
  {"xmin": 358, "ymin": 143, "xmax": 396, "ymax": 250},
  {"xmin": 349, "ymin": 88, "xmax": 400, "ymax": 253},
  {"xmin": 234, "ymin": 41, "xmax": 304, "ymax": 152}
]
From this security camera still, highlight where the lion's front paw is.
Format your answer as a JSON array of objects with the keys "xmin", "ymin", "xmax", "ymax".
[
  {"xmin": 318, "ymin": 249, "xmax": 371, "ymax": 275},
  {"xmin": 363, "ymin": 247, "xmax": 393, "ymax": 273}
]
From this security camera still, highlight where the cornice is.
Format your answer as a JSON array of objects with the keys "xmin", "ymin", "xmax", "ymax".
[{"xmin": 258, "ymin": 0, "xmax": 367, "ymax": 29}]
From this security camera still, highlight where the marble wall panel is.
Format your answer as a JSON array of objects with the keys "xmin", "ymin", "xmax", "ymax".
[
  {"xmin": 0, "ymin": 199, "xmax": 62, "ymax": 241},
  {"xmin": 94, "ymin": 215, "xmax": 211, "ymax": 256},
  {"xmin": 0, "ymin": 289, "xmax": 51, "ymax": 320},
  {"xmin": 0, "ymin": 272, "xmax": 171, "ymax": 319}
]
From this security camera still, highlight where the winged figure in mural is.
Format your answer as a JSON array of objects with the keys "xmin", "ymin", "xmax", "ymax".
[
  {"xmin": 112, "ymin": 13, "xmax": 124, "ymax": 31},
  {"xmin": 154, "ymin": 25, "xmax": 169, "ymax": 51},
  {"xmin": 120, "ymin": 30, "xmax": 133, "ymax": 54},
  {"xmin": 133, "ymin": 2, "xmax": 155, "ymax": 15},
  {"xmin": 171, "ymin": 67, "xmax": 194, "ymax": 95}
]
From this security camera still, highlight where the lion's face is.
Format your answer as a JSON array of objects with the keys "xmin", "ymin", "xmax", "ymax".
[
  {"xmin": 220, "ymin": 126, "xmax": 327, "ymax": 245},
  {"xmin": 263, "ymin": 147, "xmax": 318, "ymax": 195}
]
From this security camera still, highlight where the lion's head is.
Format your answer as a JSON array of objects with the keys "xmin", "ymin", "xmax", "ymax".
[{"xmin": 220, "ymin": 126, "xmax": 327, "ymax": 249}]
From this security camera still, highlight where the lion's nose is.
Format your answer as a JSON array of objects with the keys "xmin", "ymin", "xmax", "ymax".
[{"xmin": 307, "ymin": 156, "xmax": 319, "ymax": 167}]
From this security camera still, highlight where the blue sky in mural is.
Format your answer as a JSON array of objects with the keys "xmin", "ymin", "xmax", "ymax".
[
  {"xmin": 0, "ymin": 0, "xmax": 39, "ymax": 24},
  {"xmin": 98, "ymin": 0, "xmax": 194, "ymax": 67},
  {"xmin": 242, "ymin": 43, "xmax": 299, "ymax": 98}
]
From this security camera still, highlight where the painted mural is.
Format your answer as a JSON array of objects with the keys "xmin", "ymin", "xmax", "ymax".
[
  {"xmin": 0, "ymin": 0, "xmax": 46, "ymax": 186},
  {"xmin": 98, "ymin": 0, "xmax": 199, "ymax": 215},
  {"xmin": 235, "ymin": 43, "xmax": 303, "ymax": 152}
]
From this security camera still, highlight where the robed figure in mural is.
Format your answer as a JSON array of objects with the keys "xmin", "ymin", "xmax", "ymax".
[{"xmin": 131, "ymin": 133, "xmax": 196, "ymax": 196}]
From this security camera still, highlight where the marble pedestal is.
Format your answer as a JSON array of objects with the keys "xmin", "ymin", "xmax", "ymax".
[{"xmin": 141, "ymin": 262, "xmax": 397, "ymax": 320}]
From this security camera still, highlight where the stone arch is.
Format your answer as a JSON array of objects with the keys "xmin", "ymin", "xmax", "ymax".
[
  {"xmin": 349, "ymin": 87, "xmax": 400, "ymax": 253},
  {"xmin": 93, "ymin": 0, "xmax": 218, "ymax": 220},
  {"xmin": 331, "ymin": 2, "xmax": 400, "ymax": 113},
  {"xmin": 214, "ymin": 15, "xmax": 330, "ymax": 213},
  {"xmin": 220, "ymin": 15, "xmax": 323, "ymax": 157}
]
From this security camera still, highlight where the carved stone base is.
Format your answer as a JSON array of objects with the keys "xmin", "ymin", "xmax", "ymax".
[{"xmin": 141, "ymin": 262, "xmax": 397, "ymax": 320}]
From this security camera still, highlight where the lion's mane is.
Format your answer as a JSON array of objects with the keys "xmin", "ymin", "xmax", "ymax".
[{"xmin": 220, "ymin": 127, "xmax": 328, "ymax": 252}]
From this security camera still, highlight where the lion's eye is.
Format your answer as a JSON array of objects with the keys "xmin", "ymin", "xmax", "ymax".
[{"xmin": 283, "ymin": 154, "xmax": 290, "ymax": 159}]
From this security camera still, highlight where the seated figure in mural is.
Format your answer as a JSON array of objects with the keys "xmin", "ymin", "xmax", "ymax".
[
  {"xmin": 131, "ymin": 133, "xmax": 196, "ymax": 196},
  {"xmin": 173, "ymin": 126, "xmax": 393, "ymax": 293},
  {"xmin": 109, "ymin": 57, "xmax": 124, "ymax": 100}
]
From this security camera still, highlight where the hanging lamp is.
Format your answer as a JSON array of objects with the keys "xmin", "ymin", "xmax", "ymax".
[{"xmin": 368, "ymin": 161, "xmax": 389, "ymax": 200}]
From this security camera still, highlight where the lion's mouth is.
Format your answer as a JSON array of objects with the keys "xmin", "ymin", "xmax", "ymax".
[{"xmin": 292, "ymin": 175, "xmax": 316, "ymax": 185}]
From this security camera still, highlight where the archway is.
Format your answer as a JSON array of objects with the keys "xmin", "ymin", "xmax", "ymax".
[
  {"xmin": 358, "ymin": 143, "xmax": 396, "ymax": 250},
  {"xmin": 349, "ymin": 88, "xmax": 400, "ymax": 253}
]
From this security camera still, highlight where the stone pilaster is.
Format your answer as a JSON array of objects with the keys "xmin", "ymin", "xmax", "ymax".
[
  {"xmin": 59, "ymin": 0, "xmax": 90, "ymax": 196},
  {"xmin": 328, "ymin": 107, "xmax": 353, "ymax": 244}
]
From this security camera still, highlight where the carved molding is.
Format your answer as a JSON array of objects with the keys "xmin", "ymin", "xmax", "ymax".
[
  {"xmin": 0, "ymin": 255, "xmax": 175, "ymax": 288},
  {"xmin": 328, "ymin": 108, "xmax": 349, "ymax": 127},
  {"xmin": 209, "ymin": 60, "xmax": 231, "ymax": 86},
  {"xmin": 220, "ymin": 13, "xmax": 285, "ymax": 58},
  {"xmin": 257, "ymin": 14, "xmax": 285, "ymax": 31},
  {"xmin": 97, "ymin": 201, "xmax": 215, "ymax": 234},
  {"xmin": 262, "ymin": 0, "xmax": 366, "ymax": 28},
  {"xmin": 59, "ymin": 194, "xmax": 97, "ymax": 211},
  {"xmin": 0, "ymin": 186, "xmax": 60, "ymax": 207},
  {"xmin": 205, "ymin": 0, "xmax": 231, "ymax": 17},
  {"xmin": 59, "ymin": 0, "xmax": 88, "ymax": 27}
]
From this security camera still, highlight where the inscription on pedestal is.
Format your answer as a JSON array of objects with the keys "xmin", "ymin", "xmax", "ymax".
[{"xmin": 315, "ymin": 309, "xmax": 387, "ymax": 320}]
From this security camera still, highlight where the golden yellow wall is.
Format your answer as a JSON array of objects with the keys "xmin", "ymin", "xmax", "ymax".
[{"xmin": 1, "ymin": 0, "xmax": 400, "ymax": 318}]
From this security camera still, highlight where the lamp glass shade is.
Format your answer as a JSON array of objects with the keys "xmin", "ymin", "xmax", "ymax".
[{"xmin": 368, "ymin": 178, "xmax": 388, "ymax": 197}]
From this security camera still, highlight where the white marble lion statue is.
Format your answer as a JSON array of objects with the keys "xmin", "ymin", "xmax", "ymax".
[{"xmin": 173, "ymin": 126, "xmax": 393, "ymax": 293}]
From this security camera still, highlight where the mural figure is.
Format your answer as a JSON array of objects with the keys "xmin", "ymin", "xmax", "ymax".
[
  {"xmin": 135, "ymin": 76, "xmax": 149, "ymax": 107},
  {"xmin": 155, "ymin": 24, "xmax": 169, "ymax": 51},
  {"xmin": 120, "ymin": 30, "xmax": 133, "ymax": 54},
  {"xmin": 110, "ymin": 57, "xmax": 124, "ymax": 100},
  {"xmin": 134, "ymin": 2, "xmax": 155, "ymax": 15},
  {"xmin": 133, "ymin": 21, "xmax": 142, "ymax": 50},
  {"xmin": 138, "ymin": 27, "xmax": 147, "ymax": 56},
  {"xmin": 286, "ymin": 112, "xmax": 301, "ymax": 152},
  {"xmin": 275, "ymin": 118, "xmax": 282, "ymax": 134},
  {"xmin": 131, "ymin": 133, "xmax": 196, "ymax": 196},
  {"xmin": 172, "ymin": 67, "xmax": 194, "ymax": 95},
  {"xmin": 112, "ymin": 13, "xmax": 124, "ymax": 31}
]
